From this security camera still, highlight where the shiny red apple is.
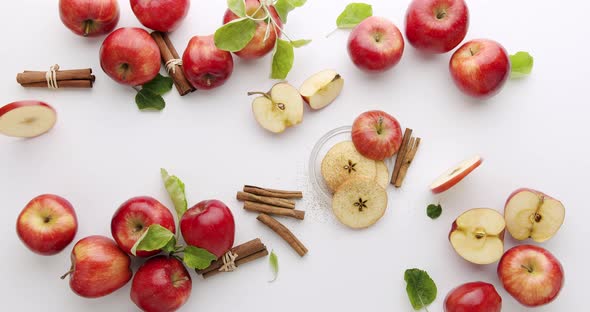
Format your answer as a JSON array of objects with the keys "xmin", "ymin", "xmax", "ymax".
[
  {"xmin": 59, "ymin": 0, "xmax": 119, "ymax": 37},
  {"xmin": 444, "ymin": 281, "xmax": 502, "ymax": 312},
  {"xmin": 351, "ymin": 110, "xmax": 403, "ymax": 160},
  {"xmin": 130, "ymin": 0, "xmax": 190, "ymax": 32},
  {"xmin": 180, "ymin": 200, "xmax": 235, "ymax": 258},
  {"xmin": 182, "ymin": 35, "xmax": 234, "ymax": 90}
]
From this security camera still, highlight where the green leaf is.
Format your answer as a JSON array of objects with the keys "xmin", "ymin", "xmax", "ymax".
[
  {"xmin": 271, "ymin": 39, "xmax": 294, "ymax": 79},
  {"xmin": 162, "ymin": 236, "xmax": 177, "ymax": 254},
  {"xmin": 291, "ymin": 39, "xmax": 311, "ymax": 48},
  {"xmin": 130, "ymin": 224, "xmax": 175, "ymax": 256},
  {"xmin": 426, "ymin": 204, "xmax": 442, "ymax": 220},
  {"xmin": 227, "ymin": 0, "xmax": 246, "ymax": 17},
  {"xmin": 161, "ymin": 168, "xmax": 188, "ymax": 220},
  {"xmin": 142, "ymin": 74, "xmax": 173, "ymax": 95},
  {"xmin": 336, "ymin": 3, "xmax": 373, "ymax": 29},
  {"xmin": 404, "ymin": 268, "xmax": 437, "ymax": 311},
  {"xmin": 274, "ymin": 0, "xmax": 306, "ymax": 23},
  {"xmin": 269, "ymin": 250, "xmax": 279, "ymax": 282},
  {"xmin": 183, "ymin": 246, "xmax": 217, "ymax": 270},
  {"xmin": 135, "ymin": 88, "xmax": 165, "ymax": 111},
  {"xmin": 214, "ymin": 18, "xmax": 258, "ymax": 52},
  {"xmin": 510, "ymin": 51, "xmax": 534, "ymax": 78}
]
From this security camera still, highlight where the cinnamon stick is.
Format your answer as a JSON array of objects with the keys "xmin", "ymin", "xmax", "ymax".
[
  {"xmin": 244, "ymin": 201, "xmax": 305, "ymax": 220},
  {"xmin": 395, "ymin": 137, "xmax": 421, "ymax": 187},
  {"xmin": 237, "ymin": 191, "xmax": 296, "ymax": 209},
  {"xmin": 196, "ymin": 238, "xmax": 267, "ymax": 277},
  {"xmin": 257, "ymin": 213, "xmax": 308, "ymax": 257},
  {"xmin": 151, "ymin": 31, "xmax": 195, "ymax": 96},
  {"xmin": 391, "ymin": 128, "xmax": 413, "ymax": 185},
  {"xmin": 20, "ymin": 80, "xmax": 93, "ymax": 88},
  {"xmin": 243, "ymin": 185, "xmax": 303, "ymax": 199},
  {"xmin": 203, "ymin": 249, "xmax": 269, "ymax": 278},
  {"xmin": 16, "ymin": 68, "xmax": 95, "ymax": 88}
]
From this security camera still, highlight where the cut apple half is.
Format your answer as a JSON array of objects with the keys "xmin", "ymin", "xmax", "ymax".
[
  {"xmin": 430, "ymin": 155, "xmax": 483, "ymax": 194},
  {"xmin": 504, "ymin": 188, "xmax": 565, "ymax": 242},
  {"xmin": 299, "ymin": 69, "xmax": 344, "ymax": 110},
  {"xmin": 250, "ymin": 82, "xmax": 303, "ymax": 133},
  {"xmin": 332, "ymin": 177, "xmax": 387, "ymax": 229},
  {"xmin": 0, "ymin": 101, "xmax": 57, "ymax": 138},
  {"xmin": 449, "ymin": 208, "xmax": 505, "ymax": 265},
  {"xmin": 321, "ymin": 141, "xmax": 376, "ymax": 192},
  {"xmin": 375, "ymin": 161, "xmax": 389, "ymax": 189}
]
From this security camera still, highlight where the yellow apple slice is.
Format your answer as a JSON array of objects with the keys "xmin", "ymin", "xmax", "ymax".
[
  {"xmin": 299, "ymin": 69, "xmax": 344, "ymax": 110},
  {"xmin": 321, "ymin": 141, "xmax": 376, "ymax": 192},
  {"xmin": 332, "ymin": 177, "xmax": 387, "ymax": 229},
  {"xmin": 250, "ymin": 82, "xmax": 303, "ymax": 133},
  {"xmin": 375, "ymin": 161, "xmax": 389, "ymax": 189},
  {"xmin": 0, "ymin": 101, "xmax": 57, "ymax": 138},
  {"xmin": 449, "ymin": 208, "xmax": 505, "ymax": 265}
]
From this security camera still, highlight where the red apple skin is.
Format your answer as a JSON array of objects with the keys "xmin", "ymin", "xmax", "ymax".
[
  {"xmin": 16, "ymin": 194, "xmax": 77, "ymax": 256},
  {"xmin": 449, "ymin": 39, "xmax": 510, "ymax": 98},
  {"xmin": 130, "ymin": 0, "xmax": 190, "ymax": 32},
  {"xmin": 347, "ymin": 16, "xmax": 405, "ymax": 72},
  {"xmin": 405, "ymin": 0, "xmax": 469, "ymax": 54},
  {"xmin": 0, "ymin": 101, "xmax": 55, "ymax": 118},
  {"xmin": 131, "ymin": 256, "xmax": 192, "ymax": 312},
  {"xmin": 351, "ymin": 110, "xmax": 403, "ymax": 160},
  {"xmin": 65, "ymin": 235, "xmax": 132, "ymax": 298},
  {"xmin": 444, "ymin": 282, "xmax": 502, "ymax": 312},
  {"xmin": 99, "ymin": 27, "xmax": 161, "ymax": 86},
  {"xmin": 180, "ymin": 200, "xmax": 235, "ymax": 258},
  {"xmin": 222, "ymin": 0, "xmax": 282, "ymax": 59},
  {"xmin": 111, "ymin": 196, "xmax": 176, "ymax": 257},
  {"xmin": 431, "ymin": 157, "xmax": 483, "ymax": 194},
  {"xmin": 182, "ymin": 35, "xmax": 234, "ymax": 90},
  {"xmin": 59, "ymin": 0, "xmax": 119, "ymax": 37}
]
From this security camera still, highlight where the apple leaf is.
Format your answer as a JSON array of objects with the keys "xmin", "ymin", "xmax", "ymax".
[
  {"xmin": 404, "ymin": 268, "xmax": 437, "ymax": 311},
  {"xmin": 271, "ymin": 39, "xmax": 294, "ymax": 79},
  {"xmin": 162, "ymin": 236, "xmax": 178, "ymax": 254},
  {"xmin": 291, "ymin": 39, "xmax": 312, "ymax": 48},
  {"xmin": 336, "ymin": 3, "xmax": 373, "ymax": 29},
  {"xmin": 135, "ymin": 88, "xmax": 165, "ymax": 111},
  {"xmin": 131, "ymin": 224, "xmax": 175, "ymax": 256},
  {"xmin": 510, "ymin": 51, "xmax": 534, "ymax": 78},
  {"xmin": 161, "ymin": 168, "xmax": 188, "ymax": 220},
  {"xmin": 183, "ymin": 246, "xmax": 217, "ymax": 270},
  {"xmin": 142, "ymin": 74, "xmax": 173, "ymax": 95},
  {"xmin": 214, "ymin": 18, "xmax": 258, "ymax": 52},
  {"xmin": 426, "ymin": 204, "xmax": 442, "ymax": 220},
  {"xmin": 269, "ymin": 250, "xmax": 279, "ymax": 282},
  {"xmin": 227, "ymin": 0, "xmax": 246, "ymax": 17},
  {"xmin": 274, "ymin": 0, "xmax": 306, "ymax": 23}
]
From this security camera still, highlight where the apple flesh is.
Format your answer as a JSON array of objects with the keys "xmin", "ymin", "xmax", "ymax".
[
  {"xmin": 299, "ymin": 70, "xmax": 344, "ymax": 110},
  {"xmin": 449, "ymin": 208, "xmax": 505, "ymax": 265},
  {"xmin": 250, "ymin": 82, "xmax": 304, "ymax": 133},
  {"xmin": 182, "ymin": 35, "xmax": 234, "ymax": 90},
  {"xmin": 0, "ymin": 101, "xmax": 57, "ymax": 138},
  {"xmin": 180, "ymin": 200, "xmax": 235, "ymax": 258},
  {"xmin": 430, "ymin": 155, "xmax": 482, "ymax": 194},
  {"xmin": 444, "ymin": 281, "xmax": 502, "ymax": 312},
  {"xmin": 352, "ymin": 110, "xmax": 403, "ymax": 160},
  {"xmin": 16, "ymin": 194, "xmax": 77, "ymax": 256},
  {"xmin": 59, "ymin": 0, "xmax": 119, "ymax": 37},
  {"xmin": 131, "ymin": 0, "xmax": 190, "ymax": 32},
  {"xmin": 99, "ymin": 27, "xmax": 161, "ymax": 86},
  {"xmin": 348, "ymin": 16, "xmax": 405, "ymax": 72},
  {"xmin": 498, "ymin": 245, "xmax": 564, "ymax": 307}
]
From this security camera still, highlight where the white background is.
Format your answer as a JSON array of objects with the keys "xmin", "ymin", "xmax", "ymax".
[{"xmin": 0, "ymin": 0, "xmax": 587, "ymax": 311}]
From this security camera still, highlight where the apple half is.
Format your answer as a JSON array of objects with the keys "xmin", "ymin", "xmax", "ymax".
[
  {"xmin": 449, "ymin": 208, "xmax": 505, "ymax": 265},
  {"xmin": 430, "ymin": 155, "xmax": 483, "ymax": 194},
  {"xmin": 299, "ymin": 69, "xmax": 344, "ymax": 110},
  {"xmin": 250, "ymin": 82, "xmax": 303, "ymax": 133},
  {"xmin": 0, "ymin": 101, "xmax": 57, "ymax": 138},
  {"xmin": 332, "ymin": 177, "xmax": 387, "ymax": 229}
]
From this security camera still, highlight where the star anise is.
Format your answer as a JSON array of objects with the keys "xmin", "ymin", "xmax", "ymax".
[
  {"xmin": 353, "ymin": 197, "xmax": 368, "ymax": 212},
  {"xmin": 343, "ymin": 160, "xmax": 357, "ymax": 174}
]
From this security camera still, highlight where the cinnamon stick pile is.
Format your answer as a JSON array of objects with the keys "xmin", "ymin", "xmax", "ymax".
[
  {"xmin": 16, "ymin": 66, "xmax": 95, "ymax": 88},
  {"xmin": 150, "ymin": 31, "xmax": 195, "ymax": 96},
  {"xmin": 390, "ymin": 128, "xmax": 421, "ymax": 187},
  {"xmin": 196, "ymin": 238, "xmax": 268, "ymax": 279}
]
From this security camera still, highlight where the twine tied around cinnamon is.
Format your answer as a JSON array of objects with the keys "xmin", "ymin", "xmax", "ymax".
[
  {"xmin": 45, "ymin": 64, "xmax": 60, "ymax": 89},
  {"xmin": 218, "ymin": 251, "xmax": 238, "ymax": 272},
  {"xmin": 165, "ymin": 59, "xmax": 183, "ymax": 74}
]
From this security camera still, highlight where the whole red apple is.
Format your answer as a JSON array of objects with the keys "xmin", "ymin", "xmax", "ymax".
[
  {"xmin": 352, "ymin": 110, "xmax": 403, "ymax": 160},
  {"xmin": 111, "ymin": 196, "xmax": 176, "ymax": 257},
  {"xmin": 405, "ymin": 0, "xmax": 469, "ymax": 53},
  {"xmin": 131, "ymin": 256, "xmax": 192, "ymax": 312},
  {"xmin": 100, "ymin": 27, "xmax": 161, "ymax": 86},
  {"xmin": 16, "ymin": 194, "xmax": 77, "ymax": 255},
  {"xmin": 498, "ymin": 245, "xmax": 564, "ymax": 307},
  {"xmin": 347, "ymin": 16, "xmax": 405, "ymax": 72},
  {"xmin": 449, "ymin": 39, "xmax": 510, "ymax": 98},
  {"xmin": 444, "ymin": 281, "xmax": 502, "ymax": 312},
  {"xmin": 182, "ymin": 35, "xmax": 234, "ymax": 90},
  {"xmin": 130, "ymin": 0, "xmax": 190, "ymax": 32},
  {"xmin": 180, "ymin": 200, "xmax": 235, "ymax": 258},
  {"xmin": 222, "ymin": 0, "xmax": 282, "ymax": 59},
  {"xmin": 59, "ymin": 0, "xmax": 119, "ymax": 37},
  {"xmin": 62, "ymin": 235, "xmax": 132, "ymax": 298}
]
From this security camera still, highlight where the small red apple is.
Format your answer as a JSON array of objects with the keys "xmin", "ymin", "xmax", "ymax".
[
  {"xmin": 347, "ymin": 16, "xmax": 405, "ymax": 72},
  {"xmin": 131, "ymin": 256, "xmax": 192, "ymax": 312},
  {"xmin": 405, "ymin": 0, "xmax": 469, "ymax": 54},
  {"xmin": 0, "ymin": 101, "xmax": 57, "ymax": 138},
  {"xmin": 180, "ymin": 200, "xmax": 235, "ymax": 258},
  {"xmin": 449, "ymin": 39, "xmax": 510, "ymax": 98},
  {"xmin": 16, "ymin": 194, "xmax": 77, "ymax": 255},
  {"xmin": 222, "ymin": 0, "xmax": 282, "ymax": 59},
  {"xmin": 59, "ymin": 0, "xmax": 119, "ymax": 37},
  {"xmin": 62, "ymin": 235, "xmax": 132, "ymax": 298},
  {"xmin": 111, "ymin": 196, "xmax": 176, "ymax": 257},
  {"xmin": 351, "ymin": 110, "xmax": 403, "ymax": 160},
  {"xmin": 444, "ymin": 281, "xmax": 502, "ymax": 312},
  {"xmin": 100, "ymin": 27, "xmax": 161, "ymax": 86},
  {"xmin": 130, "ymin": 0, "xmax": 190, "ymax": 32},
  {"xmin": 182, "ymin": 35, "xmax": 234, "ymax": 90}
]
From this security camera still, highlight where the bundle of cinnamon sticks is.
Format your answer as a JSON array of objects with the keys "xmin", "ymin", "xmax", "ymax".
[
  {"xmin": 391, "ymin": 128, "xmax": 421, "ymax": 187},
  {"xmin": 150, "ymin": 31, "xmax": 195, "ymax": 96},
  {"xmin": 196, "ymin": 238, "xmax": 268, "ymax": 279},
  {"xmin": 16, "ymin": 66, "xmax": 95, "ymax": 88}
]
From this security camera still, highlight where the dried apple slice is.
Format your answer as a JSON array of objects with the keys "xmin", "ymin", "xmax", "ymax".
[
  {"xmin": 0, "ymin": 101, "xmax": 57, "ymax": 138},
  {"xmin": 375, "ymin": 161, "xmax": 389, "ymax": 189},
  {"xmin": 449, "ymin": 208, "xmax": 505, "ymax": 265},
  {"xmin": 299, "ymin": 69, "xmax": 344, "ymax": 110},
  {"xmin": 332, "ymin": 178, "xmax": 387, "ymax": 229},
  {"xmin": 430, "ymin": 155, "xmax": 483, "ymax": 194},
  {"xmin": 321, "ymin": 141, "xmax": 376, "ymax": 192}
]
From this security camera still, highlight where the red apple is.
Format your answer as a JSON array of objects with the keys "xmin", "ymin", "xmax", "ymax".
[
  {"xmin": 405, "ymin": 0, "xmax": 469, "ymax": 54},
  {"xmin": 16, "ymin": 194, "xmax": 77, "ymax": 255},
  {"xmin": 444, "ymin": 281, "xmax": 502, "ymax": 312},
  {"xmin": 0, "ymin": 101, "xmax": 57, "ymax": 138},
  {"xmin": 498, "ymin": 245, "xmax": 564, "ymax": 307},
  {"xmin": 111, "ymin": 196, "xmax": 176, "ymax": 257},
  {"xmin": 131, "ymin": 0, "xmax": 190, "ymax": 32},
  {"xmin": 449, "ymin": 39, "xmax": 510, "ymax": 98},
  {"xmin": 59, "ymin": 0, "xmax": 119, "ymax": 37},
  {"xmin": 430, "ymin": 155, "xmax": 482, "ymax": 194},
  {"xmin": 100, "ymin": 27, "xmax": 161, "ymax": 86},
  {"xmin": 180, "ymin": 200, "xmax": 235, "ymax": 258},
  {"xmin": 222, "ymin": 0, "xmax": 282, "ymax": 59},
  {"xmin": 182, "ymin": 35, "xmax": 234, "ymax": 90},
  {"xmin": 351, "ymin": 110, "xmax": 403, "ymax": 160},
  {"xmin": 62, "ymin": 235, "xmax": 132, "ymax": 298},
  {"xmin": 131, "ymin": 256, "xmax": 192, "ymax": 312},
  {"xmin": 347, "ymin": 16, "xmax": 405, "ymax": 72}
]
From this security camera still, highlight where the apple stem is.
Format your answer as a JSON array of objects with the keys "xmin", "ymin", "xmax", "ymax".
[
  {"xmin": 520, "ymin": 264, "xmax": 534, "ymax": 273},
  {"xmin": 325, "ymin": 28, "xmax": 339, "ymax": 38},
  {"xmin": 60, "ymin": 268, "xmax": 74, "ymax": 280},
  {"xmin": 247, "ymin": 91, "xmax": 270, "ymax": 99},
  {"xmin": 83, "ymin": 20, "xmax": 92, "ymax": 37}
]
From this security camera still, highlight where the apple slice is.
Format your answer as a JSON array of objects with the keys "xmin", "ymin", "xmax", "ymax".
[
  {"xmin": 321, "ymin": 141, "xmax": 376, "ymax": 192},
  {"xmin": 332, "ymin": 177, "xmax": 388, "ymax": 228},
  {"xmin": 430, "ymin": 155, "xmax": 483, "ymax": 194},
  {"xmin": 250, "ymin": 82, "xmax": 303, "ymax": 133},
  {"xmin": 375, "ymin": 161, "xmax": 389, "ymax": 189},
  {"xmin": 0, "ymin": 101, "xmax": 57, "ymax": 138},
  {"xmin": 449, "ymin": 208, "xmax": 505, "ymax": 265},
  {"xmin": 299, "ymin": 69, "xmax": 344, "ymax": 110},
  {"xmin": 504, "ymin": 188, "xmax": 565, "ymax": 243}
]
